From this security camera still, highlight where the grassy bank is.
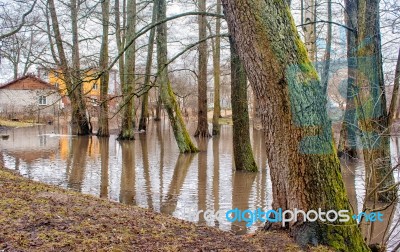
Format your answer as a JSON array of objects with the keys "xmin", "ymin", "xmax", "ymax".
[
  {"xmin": 0, "ymin": 118, "xmax": 40, "ymax": 128},
  {"xmin": 0, "ymin": 167, "xmax": 313, "ymax": 251}
]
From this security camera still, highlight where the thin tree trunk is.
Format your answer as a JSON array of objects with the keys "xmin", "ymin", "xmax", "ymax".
[
  {"xmin": 97, "ymin": 0, "xmax": 110, "ymax": 137},
  {"xmin": 356, "ymin": 0, "xmax": 396, "ymax": 202},
  {"xmin": 388, "ymin": 48, "xmax": 400, "ymax": 127},
  {"xmin": 221, "ymin": 0, "xmax": 369, "ymax": 249},
  {"xmin": 302, "ymin": 0, "xmax": 317, "ymax": 62},
  {"xmin": 139, "ymin": 2, "xmax": 157, "ymax": 131},
  {"xmin": 211, "ymin": 0, "xmax": 221, "ymax": 136},
  {"xmin": 155, "ymin": 0, "xmax": 198, "ymax": 153},
  {"xmin": 230, "ymin": 38, "xmax": 257, "ymax": 172},
  {"xmin": 195, "ymin": 0, "xmax": 211, "ymax": 137},
  {"xmin": 118, "ymin": 0, "xmax": 136, "ymax": 140},
  {"xmin": 115, "ymin": 0, "xmax": 125, "ymax": 94},
  {"xmin": 321, "ymin": 0, "xmax": 332, "ymax": 97},
  {"xmin": 338, "ymin": 0, "xmax": 358, "ymax": 159}
]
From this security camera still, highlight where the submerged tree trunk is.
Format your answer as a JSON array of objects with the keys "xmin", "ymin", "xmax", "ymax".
[
  {"xmin": 118, "ymin": 0, "xmax": 136, "ymax": 140},
  {"xmin": 338, "ymin": 0, "xmax": 358, "ymax": 159},
  {"xmin": 211, "ymin": 0, "xmax": 221, "ymax": 136},
  {"xmin": 195, "ymin": 0, "xmax": 211, "ymax": 138},
  {"xmin": 221, "ymin": 0, "xmax": 369, "ymax": 250},
  {"xmin": 230, "ymin": 38, "xmax": 257, "ymax": 172},
  {"xmin": 155, "ymin": 0, "xmax": 198, "ymax": 153},
  {"xmin": 97, "ymin": 0, "xmax": 110, "ymax": 137},
  {"xmin": 139, "ymin": 2, "xmax": 157, "ymax": 131},
  {"xmin": 356, "ymin": 0, "xmax": 396, "ymax": 202},
  {"xmin": 48, "ymin": 0, "xmax": 90, "ymax": 135}
]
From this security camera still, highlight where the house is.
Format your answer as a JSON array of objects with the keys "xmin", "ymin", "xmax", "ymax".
[{"xmin": 0, "ymin": 75, "xmax": 63, "ymax": 118}]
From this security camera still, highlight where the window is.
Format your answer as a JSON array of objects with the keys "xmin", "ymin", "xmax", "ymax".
[
  {"xmin": 93, "ymin": 83, "xmax": 98, "ymax": 90},
  {"xmin": 39, "ymin": 95, "xmax": 47, "ymax": 105}
]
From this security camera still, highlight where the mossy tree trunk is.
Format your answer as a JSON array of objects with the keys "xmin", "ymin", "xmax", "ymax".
[
  {"xmin": 155, "ymin": 0, "xmax": 198, "ymax": 153},
  {"xmin": 195, "ymin": 0, "xmax": 211, "ymax": 138},
  {"xmin": 338, "ymin": 0, "xmax": 358, "ymax": 159},
  {"xmin": 48, "ymin": 0, "xmax": 90, "ymax": 136},
  {"xmin": 118, "ymin": 0, "xmax": 136, "ymax": 140},
  {"xmin": 221, "ymin": 0, "xmax": 369, "ymax": 250},
  {"xmin": 356, "ymin": 0, "xmax": 396, "ymax": 202},
  {"xmin": 211, "ymin": 0, "xmax": 221, "ymax": 136},
  {"xmin": 230, "ymin": 38, "xmax": 257, "ymax": 172},
  {"xmin": 97, "ymin": 0, "xmax": 110, "ymax": 137},
  {"xmin": 139, "ymin": 2, "xmax": 157, "ymax": 131}
]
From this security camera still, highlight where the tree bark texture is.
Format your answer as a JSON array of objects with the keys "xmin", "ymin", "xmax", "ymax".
[
  {"xmin": 118, "ymin": 0, "xmax": 136, "ymax": 140},
  {"xmin": 97, "ymin": 0, "xmax": 110, "ymax": 137},
  {"xmin": 221, "ymin": 1, "xmax": 369, "ymax": 250},
  {"xmin": 230, "ymin": 38, "xmax": 258, "ymax": 172}
]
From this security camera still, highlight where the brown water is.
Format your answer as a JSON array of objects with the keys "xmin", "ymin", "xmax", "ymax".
[{"xmin": 0, "ymin": 121, "xmax": 399, "ymax": 250}]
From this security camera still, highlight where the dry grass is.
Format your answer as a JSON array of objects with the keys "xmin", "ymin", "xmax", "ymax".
[
  {"xmin": 0, "ymin": 167, "xmax": 309, "ymax": 251},
  {"xmin": 0, "ymin": 118, "xmax": 40, "ymax": 128}
]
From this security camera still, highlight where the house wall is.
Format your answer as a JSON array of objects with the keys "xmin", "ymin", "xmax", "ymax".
[
  {"xmin": 48, "ymin": 70, "xmax": 101, "ymax": 98},
  {"xmin": 0, "ymin": 89, "xmax": 62, "ymax": 116}
]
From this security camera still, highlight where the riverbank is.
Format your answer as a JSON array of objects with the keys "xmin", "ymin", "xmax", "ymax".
[{"xmin": 0, "ymin": 167, "xmax": 330, "ymax": 252}]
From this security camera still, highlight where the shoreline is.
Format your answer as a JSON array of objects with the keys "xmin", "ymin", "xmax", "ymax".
[{"xmin": 0, "ymin": 167, "xmax": 321, "ymax": 251}]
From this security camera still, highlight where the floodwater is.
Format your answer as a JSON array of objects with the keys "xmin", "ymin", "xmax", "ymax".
[{"xmin": 0, "ymin": 121, "xmax": 399, "ymax": 250}]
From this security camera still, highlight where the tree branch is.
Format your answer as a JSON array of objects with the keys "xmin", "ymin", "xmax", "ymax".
[{"xmin": 0, "ymin": 0, "xmax": 38, "ymax": 40}]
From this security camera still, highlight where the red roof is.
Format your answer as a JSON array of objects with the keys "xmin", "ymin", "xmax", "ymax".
[{"xmin": 0, "ymin": 74, "xmax": 58, "ymax": 90}]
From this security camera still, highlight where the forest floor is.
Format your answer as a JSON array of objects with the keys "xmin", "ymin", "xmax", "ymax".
[{"xmin": 0, "ymin": 167, "xmax": 333, "ymax": 252}]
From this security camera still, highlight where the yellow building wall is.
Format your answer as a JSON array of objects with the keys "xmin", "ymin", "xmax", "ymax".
[{"xmin": 48, "ymin": 70, "xmax": 101, "ymax": 97}]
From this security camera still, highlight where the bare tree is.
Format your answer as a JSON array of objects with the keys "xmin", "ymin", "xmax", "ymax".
[
  {"xmin": 97, "ymin": 0, "xmax": 110, "ymax": 137},
  {"xmin": 195, "ymin": 0, "xmax": 211, "ymax": 137},
  {"xmin": 47, "ymin": 0, "xmax": 90, "ymax": 135}
]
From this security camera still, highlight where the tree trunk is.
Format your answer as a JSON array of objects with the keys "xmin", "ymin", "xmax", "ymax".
[
  {"xmin": 97, "ymin": 0, "xmax": 110, "ymax": 137},
  {"xmin": 139, "ymin": 2, "xmax": 157, "ymax": 131},
  {"xmin": 338, "ymin": 0, "xmax": 358, "ymax": 159},
  {"xmin": 118, "ymin": 0, "xmax": 136, "ymax": 140},
  {"xmin": 302, "ymin": 0, "xmax": 317, "ymax": 62},
  {"xmin": 194, "ymin": 0, "xmax": 211, "ymax": 138},
  {"xmin": 356, "ymin": 0, "xmax": 396, "ymax": 202},
  {"xmin": 321, "ymin": 0, "xmax": 332, "ymax": 97},
  {"xmin": 48, "ymin": 0, "xmax": 90, "ymax": 135},
  {"xmin": 221, "ymin": 0, "xmax": 369, "ymax": 250},
  {"xmin": 230, "ymin": 38, "xmax": 257, "ymax": 172},
  {"xmin": 115, "ymin": 0, "xmax": 125, "ymax": 95},
  {"xmin": 211, "ymin": 0, "xmax": 221, "ymax": 136},
  {"xmin": 155, "ymin": 0, "xmax": 198, "ymax": 153},
  {"xmin": 388, "ymin": 48, "xmax": 400, "ymax": 127}
]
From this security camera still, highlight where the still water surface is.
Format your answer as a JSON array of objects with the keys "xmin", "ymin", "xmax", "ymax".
[{"xmin": 0, "ymin": 121, "xmax": 399, "ymax": 250}]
